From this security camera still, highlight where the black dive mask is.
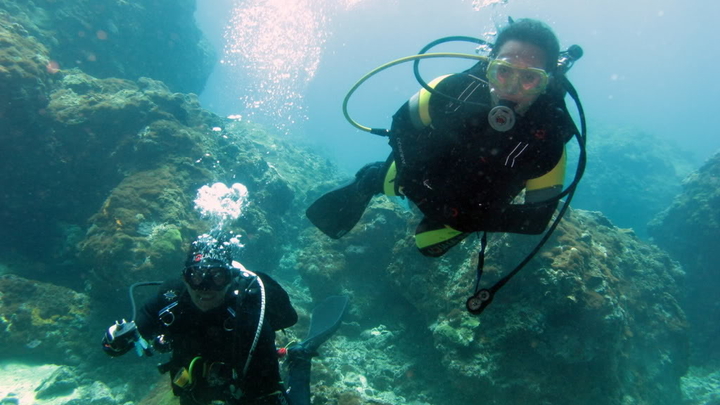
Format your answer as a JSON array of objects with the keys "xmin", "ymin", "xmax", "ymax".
[{"xmin": 183, "ymin": 266, "xmax": 232, "ymax": 291}]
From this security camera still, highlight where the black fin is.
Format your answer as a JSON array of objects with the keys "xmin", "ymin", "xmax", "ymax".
[
  {"xmin": 306, "ymin": 181, "xmax": 373, "ymax": 239},
  {"xmin": 301, "ymin": 295, "xmax": 349, "ymax": 354},
  {"xmin": 306, "ymin": 162, "xmax": 385, "ymax": 239}
]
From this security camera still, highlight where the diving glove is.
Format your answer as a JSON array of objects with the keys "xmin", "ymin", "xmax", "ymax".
[{"xmin": 102, "ymin": 319, "xmax": 139, "ymax": 357}]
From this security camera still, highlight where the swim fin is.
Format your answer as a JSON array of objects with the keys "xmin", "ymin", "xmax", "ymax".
[
  {"xmin": 285, "ymin": 296, "xmax": 349, "ymax": 405},
  {"xmin": 300, "ymin": 295, "xmax": 349, "ymax": 355},
  {"xmin": 306, "ymin": 162, "xmax": 384, "ymax": 239},
  {"xmin": 414, "ymin": 216, "xmax": 471, "ymax": 257}
]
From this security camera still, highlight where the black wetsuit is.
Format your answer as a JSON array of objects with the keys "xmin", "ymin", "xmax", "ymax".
[
  {"xmin": 389, "ymin": 62, "xmax": 577, "ymax": 235},
  {"xmin": 135, "ymin": 272, "xmax": 297, "ymax": 405}
]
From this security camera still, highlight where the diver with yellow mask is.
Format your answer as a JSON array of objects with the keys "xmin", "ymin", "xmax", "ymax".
[{"xmin": 307, "ymin": 18, "xmax": 586, "ymax": 314}]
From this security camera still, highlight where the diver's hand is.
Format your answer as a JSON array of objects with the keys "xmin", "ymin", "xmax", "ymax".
[{"xmin": 101, "ymin": 319, "xmax": 138, "ymax": 357}]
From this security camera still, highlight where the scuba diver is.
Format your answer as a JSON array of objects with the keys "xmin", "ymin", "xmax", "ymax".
[
  {"xmin": 307, "ymin": 18, "xmax": 581, "ymax": 258},
  {"xmin": 101, "ymin": 232, "xmax": 348, "ymax": 405}
]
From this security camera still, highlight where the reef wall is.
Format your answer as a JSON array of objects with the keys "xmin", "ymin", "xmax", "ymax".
[
  {"xmin": 0, "ymin": 0, "xmax": 214, "ymax": 94},
  {"xmin": 297, "ymin": 200, "xmax": 689, "ymax": 405},
  {"xmin": 649, "ymin": 152, "xmax": 720, "ymax": 366}
]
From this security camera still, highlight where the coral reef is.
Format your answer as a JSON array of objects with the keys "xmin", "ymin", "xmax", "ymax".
[
  {"xmin": 295, "ymin": 196, "xmax": 413, "ymax": 307},
  {"xmin": 0, "ymin": 56, "xmax": 325, "ymax": 301},
  {"xmin": 305, "ymin": 325, "xmax": 438, "ymax": 405},
  {"xmin": 0, "ymin": 0, "xmax": 214, "ymax": 94},
  {"xmin": 298, "ymin": 204, "xmax": 689, "ymax": 405},
  {"xmin": 682, "ymin": 367, "xmax": 720, "ymax": 405},
  {"xmin": 649, "ymin": 152, "xmax": 720, "ymax": 366},
  {"xmin": 0, "ymin": 12, "xmax": 53, "ymax": 127},
  {"xmin": 0, "ymin": 275, "xmax": 90, "ymax": 364}
]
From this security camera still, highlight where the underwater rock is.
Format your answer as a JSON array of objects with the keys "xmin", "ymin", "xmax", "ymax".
[
  {"xmin": 300, "ymin": 203, "xmax": 688, "ymax": 405},
  {"xmin": 0, "ymin": 0, "xmax": 214, "ymax": 94},
  {"xmin": 0, "ymin": 66, "xmax": 220, "ymax": 257},
  {"xmin": 34, "ymin": 366, "xmax": 79, "ymax": 399},
  {"xmin": 75, "ymin": 380, "xmax": 121, "ymax": 405},
  {"xmin": 33, "ymin": 367, "xmax": 124, "ymax": 405},
  {"xmin": 0, "ymin": 56, "xmax": 309, "ymax": 301},
  {"xmin": 296, "ymin": 197, "xmax": 413, "ymax": 304},
  {"xmin": 0, "ymin": 363, "xmax": 61, "ymax": 405},
  {"xmin": 76, "ymin": 165, "xmax": 200, "ymax": 294},
  {"xmin": 649, "ymin": 151, "xmax": 720, "ymax": 366},
  {"xmin": 682, "ymin": 367, "xmax": 720, "ymax": 405},
  {"xmin": 70, "ymin": 117, "xmax": 319, "ymax": 301},
  {"xmin": 309, "ymin": 332, "xmax": 428, "ymax": 405},
  {"xmin": 135, "ymin": 375, "xmax": 182, "ymax": 405},
  {"xmin": 0, "ymin": 12, "xmax": 53, "ymax": 128},
  {"xmin": 0, "ymin": 275, "xmax": 90, "ymax": 364}
]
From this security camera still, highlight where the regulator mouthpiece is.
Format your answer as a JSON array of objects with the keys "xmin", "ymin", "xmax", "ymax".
[{"xmin": 488, "ymin": 100, "xmax": 516, "ymax": 132}]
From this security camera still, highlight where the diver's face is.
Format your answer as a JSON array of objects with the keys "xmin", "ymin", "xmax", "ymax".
[
  {"xmin": 186, "ymin": 282, "xmax": 229, "ymax": 312},
  {"xmin": 490, "ymin": 40, "xmax": 548, "ymax": 113}
]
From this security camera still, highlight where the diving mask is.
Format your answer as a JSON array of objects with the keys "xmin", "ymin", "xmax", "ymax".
[
  {"xmin": 487, "ymin": 59, "xmax": 549, "ymax": 96},
  {"xmin": 183, "ymin": 265, "xmax": 232, "ymax": 291}
]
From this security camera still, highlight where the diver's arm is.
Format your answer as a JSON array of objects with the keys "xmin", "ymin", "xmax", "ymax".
[
  {"xmin": 466, "ymin": 199, "xmax": 559, "ymax": 235},
  {"xmin": 134, "ymin": 280, "xmax": 183, "ymax": 339},
  {"xmin": 101, "ymin": 282, "xmax": 171, "ymax": 357},
  {"xmin": 461, "ymin": 149, "xmax": 566, "ymax": 234},
  {"xmin": 525, "ymin": 148, "xmax": 566, "ymax": 203},
  {"xmin": 134, "ymin": 299, "xmax": 160, "ymax": 339},
  {"xmin": 404, "ymin": 74, "xmax": 453, "ymax": 129}
]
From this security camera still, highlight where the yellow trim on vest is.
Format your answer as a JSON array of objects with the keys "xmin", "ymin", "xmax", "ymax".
[
  {"xmin": 383, "ymin": 161, "xmax": 399, "ymax": 196},
  {"xmin": 415, "ymin": 226, "xmax": 464, "ymax": 249},
  {"xmin": 526, "ymin": 147, "xmax": 566, "ymax": 191},
  {"xmin": 414, "ymin": 75, "xmax": 452, "ymax": 127}
]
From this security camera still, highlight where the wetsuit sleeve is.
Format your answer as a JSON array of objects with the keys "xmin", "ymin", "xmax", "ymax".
[
  {"xmin": 135, "ymin": 303, "xmax": 158, "ymax": 339},
  {"xmin": 459, "ymin": 149, "xmax": 566, "ymax": 235},
  {"xmin": 460, "ymin": 200, "xmax": 557, "ymax": 234},
  {"xmin": 526, "ymin": 148, "xmax": 566, "ymax": 201},
  {"xmin": 256, "ymin": 272, "xmax": 298, "ymax": 331},
  {"xmin": 405, "ymin": 75, "xmax": 453, "ymax": 129},
  {"xmin": 134, "ymin": 280, "xmax": 183, "ymax": 339}
]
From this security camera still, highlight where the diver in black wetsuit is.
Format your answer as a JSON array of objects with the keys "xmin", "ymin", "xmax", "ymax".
[
  {"xmin": 101, "ymin": 232, "xmax": 347, "ymax": 405},
  {"xmin": 307, "ymin": 18, "xmax": 579, "ymax": 258}
]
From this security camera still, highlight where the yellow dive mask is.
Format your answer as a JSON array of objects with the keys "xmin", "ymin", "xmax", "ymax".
[{"xmin": 486, "ymin": 59, "xmax": 549, "ymax": 96}]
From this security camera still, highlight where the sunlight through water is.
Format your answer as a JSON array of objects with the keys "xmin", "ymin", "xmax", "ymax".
[
  {"xmin": 472, "ymin": 0, "xmax": 508, "ymax": 10},
  {"xmin": 222, "ymin": 0, "xmax": 368, "ymax": 135}
]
